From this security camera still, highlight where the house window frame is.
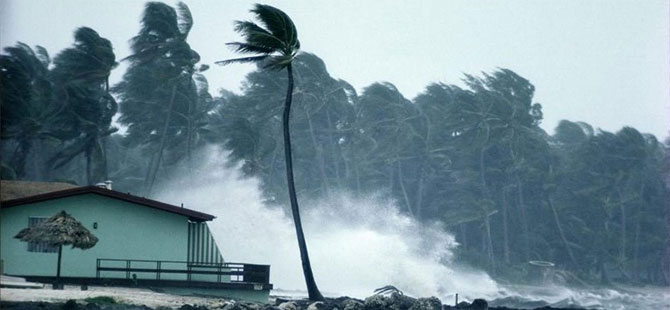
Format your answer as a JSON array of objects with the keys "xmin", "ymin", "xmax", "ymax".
[{"xmin": 27, "ymin": 217, "xmax": 59, "ymax": 253}]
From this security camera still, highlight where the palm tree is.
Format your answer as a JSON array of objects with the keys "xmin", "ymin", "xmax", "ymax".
[
  {"xmin": 0, "ymin": 43, "xmax": 54, "ymax": 179},
  {"xmin": 216, "ymin": 4, "xmax": 324, "ymax": 301},
  {"xmin": 47, "ymin": 27, "xmax": 118, "ymax": 185},
  {"xmin": 114, "ymin": 2, "xmax": 204, "ymax": 195}
]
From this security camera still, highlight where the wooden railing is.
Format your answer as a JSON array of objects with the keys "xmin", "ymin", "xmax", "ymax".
[{"xmin": 96, "ymin": 258, "xmax": 270, "ymax": 284}]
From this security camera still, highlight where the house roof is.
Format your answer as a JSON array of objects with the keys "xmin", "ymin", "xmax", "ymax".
[
  {"xmin": 1, "ymin": 180, "xmax": 79, "ymax": 201},
  {"xmin": 0, "ymin": 184, "xmax": 215, "ymax": 222}
]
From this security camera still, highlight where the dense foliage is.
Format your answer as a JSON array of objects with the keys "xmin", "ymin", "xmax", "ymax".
[{"xmin": 1, "ymin": 1, "xmax": 668, "ymax": 286}]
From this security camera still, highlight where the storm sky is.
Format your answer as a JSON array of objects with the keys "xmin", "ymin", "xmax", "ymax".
[{"xmin": 1, "ymin": 0, "xmax": 668, "ymax": 138}]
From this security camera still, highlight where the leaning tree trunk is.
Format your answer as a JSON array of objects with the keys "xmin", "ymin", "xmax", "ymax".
[
  {"xmin": 11, "ymin": 138, "xmax": 32, "ymax": 179},
  {"xmin": 145, "ymin": 83, "xmax": 178, "ymax": 196},
  {"xmin": 548, "ymin": 195, "xmax": 578, "ymax": 268},
  {"xmin": 502, "ymin": 188, "xmax": 510, "ymax": 264},
  {"xmin": 283, "ymin": 64, "xmax": 324, "ymax": 301},
  {"xmin": 479, "ymin": 146, "xmax": 495, "ymax": 268}
]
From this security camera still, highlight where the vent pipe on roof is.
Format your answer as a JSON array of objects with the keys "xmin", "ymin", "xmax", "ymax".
[{"xmin": 95, "ymin": 180, "xmax": 113, "ymax": 190}]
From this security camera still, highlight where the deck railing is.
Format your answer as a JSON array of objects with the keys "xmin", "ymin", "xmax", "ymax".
[{"xmin": 96, "ymin": 258, "xmax": 270, "ymax": 284}]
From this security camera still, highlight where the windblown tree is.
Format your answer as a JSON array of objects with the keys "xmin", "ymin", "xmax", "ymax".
[
  {"xmin": 48, "ymin": 27, "xmax": 117, "ymax": 185},
  {"xmin": 216, "ymin": 4, "xmax": 324, "ymax": 301},
  {"xmin": 209, "ymin": 53, "xmax": 355, "ymax": 201},
  {"xmin": 349, "ymin": 82, "xmax": 418, "ymax": 206},
  {"xmin": 0, "ymin": 43, "xmax": 54, "ymax": 179},
  {"xmin": 289, "ymin": 53, "xmax": 357, "ymax": 197},
  {"xmin": 114, "ymin": 1, "xmax": 207, "ymax": 195}
]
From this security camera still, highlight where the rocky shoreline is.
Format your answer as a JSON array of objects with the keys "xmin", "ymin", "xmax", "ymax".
[{"xmin": 1, "ymin": 293, "xmax": 595, "ymax": 310}]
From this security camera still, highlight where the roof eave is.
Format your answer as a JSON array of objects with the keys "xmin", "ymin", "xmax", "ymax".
[{"xmin": 0, "ymin": 186, "xmax": 215, "ymax": 222}]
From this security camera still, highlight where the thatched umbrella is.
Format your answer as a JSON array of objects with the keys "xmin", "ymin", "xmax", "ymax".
[{"xmin": 15, "ymin": 210, "xmax": 98, "ymax": 285}]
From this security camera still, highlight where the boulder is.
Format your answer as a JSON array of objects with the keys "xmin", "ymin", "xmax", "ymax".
[
  {"xmin": 340, "ymin": 299, "xmax": 364, "ymax": 310},
  {"xmin": 307, "ymin": 302, "xmax": 325, "ymax": 310},
  {"xmin": 364, "ymin": 293, "xmax": 415, "ymax": 310},
  {"xmin": 408, "ymin": 297, "xmax": 442, "ymax": 310},
  {"xmin": 278, "ymin": 302, "xmax": 298, "ymax": 310}
]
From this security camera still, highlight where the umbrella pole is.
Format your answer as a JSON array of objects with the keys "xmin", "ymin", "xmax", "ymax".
[{"xmin": 56, "ymin": 244, "xmax": 62, "ymax": 288}]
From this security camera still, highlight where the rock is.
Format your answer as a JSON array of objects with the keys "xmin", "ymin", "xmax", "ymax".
[
  {"xmin": 179, "ymin": 305, "xmax": 209, "ymax": 310},
  {"xmin": 364, "ymin": 293, "xmax": 415, "ymax": 310},
  {"xmin": 408, "ymin": 297, "xmax": 442, "ymax": 310},
  {"xmin": 470, "ymin": 299, "xmax": 487, "ymax": 310},
  {"xmin": 245, "ymin": 303, "xmax": 264, "ymax": 310},
  {"xmin": 307, "ymin": 301, "xmax": 325, "ymax": 310},
  {"xmin": 62, "ymin": 300, "xmax": 80, "ymax": 310},
  {"xmin": 220, "ymin": 300, "xmax": 247, "ymax": 310},
  {"xmin": 340, "ymin": 299, "xmax": 364, "ymax": 310},
  {"xmin": 278, "ymin": 302, "xmax": 298, "ymax": 310},
  {"xmin": 84, "ymin": 303, "xmax": 101, "ymax": 310},
  {"xmin": 363, "ymin": 294, "xmax": 391, "ymax": 310}
]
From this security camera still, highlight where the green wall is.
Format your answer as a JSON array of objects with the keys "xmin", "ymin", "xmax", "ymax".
[{"xmin": 0, "ymin": 193, "xmax": 189, "ymax": 279}]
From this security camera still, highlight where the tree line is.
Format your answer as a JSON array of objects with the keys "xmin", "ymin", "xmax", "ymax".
[{"xmin": 1, "ymin": 1, "xmax": 668, "ymax": 286}]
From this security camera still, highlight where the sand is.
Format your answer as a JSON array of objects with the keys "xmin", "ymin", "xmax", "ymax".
[{"xmin": 0, "ymin": 284, "xmax": 226, "ymax": 308}]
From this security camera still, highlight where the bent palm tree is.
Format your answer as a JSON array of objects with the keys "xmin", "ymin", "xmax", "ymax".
[{"xmin": 216, "ymin": 4, "xmax": 324, "ymax": 301}]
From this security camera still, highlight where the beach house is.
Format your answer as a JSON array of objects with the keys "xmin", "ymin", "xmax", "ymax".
[{"xmin": 0, "ymin": 181, "xmax": 271, "ymax": 302}]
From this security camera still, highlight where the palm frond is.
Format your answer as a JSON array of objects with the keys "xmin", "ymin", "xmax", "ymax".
[
  {"xmin": 176, "ymin": 2, "xmax": 193, "ymax": 38},
  {"xmin": 215, "ymin": 55, "xmax": 269, "ymax": 66},
  {"xmin": 234, "ymin": 21, "xmax": 285, "ymax": 49},
  {"xmin": 34, "ymin": 45, "xmax": 50, "ymax": 67},
  {"xmin": 262, "ymin": 54, "xmax": 296, "ymax": 70},
  {"xmin": 226, "ymin": 42, "xmax": 274, "ymax": 55},
  {"xmin": 250, "ymin": 4, "xmax": 299, "ymax": 49}
]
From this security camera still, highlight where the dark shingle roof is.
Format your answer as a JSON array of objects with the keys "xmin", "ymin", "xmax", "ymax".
[
  {"xmin": 1, "ymin": 181, "xmax": 78, "ymax": 201},
  {"xmin": 0, "ymin": 184, "xmax": 214, "ymax": 222}
]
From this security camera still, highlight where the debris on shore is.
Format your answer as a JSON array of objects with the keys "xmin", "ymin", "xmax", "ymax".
[{"xmin": 1, "ymin": 293, "xmax": 597, "ymax": 310}]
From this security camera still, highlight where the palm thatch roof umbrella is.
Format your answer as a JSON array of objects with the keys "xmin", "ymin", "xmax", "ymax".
[{"xmin": 15, "ymin": 210, "xmax": 98, "ymax": 287}]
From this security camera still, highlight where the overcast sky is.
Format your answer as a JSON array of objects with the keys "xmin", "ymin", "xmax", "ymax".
[{"xmin": 1, "ymin": 0, "xmax": 668, "ymax": 138}]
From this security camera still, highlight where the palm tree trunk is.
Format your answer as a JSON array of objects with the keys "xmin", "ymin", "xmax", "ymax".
[
  {"xmin": 11, "ymin": 138, "xmax": 32, "ymax": 178},
  {"xmin": 86, "ymin": 146, "xmax": 93, "ymax": 185},
  {"xmin": 502, "ymin": 188, "xmax": 510, "ymax": 264},
  {"xmin": 484, "ymin": 215, "xmax": 495, "ymax": 269},
  {"xmin": 102, "ymin": 137, "xmax": 109, "ymax": 181},
  {"xmin": 305, "ymin": 106, "xmax": 330, "ymax": 196},
  {"xmin": 515, "ymin": 172, "xmax": 530, "ymax": 261},
  {"xmin": 145, "ymin": 83, "xmax": 178, "ymax": 196},
  {"xmin": 479, "ymin": 146, "xmax": 495, "ymax": 268},
  {"xmin": 325, "ymin": 110, "xmax": 344, "ymax": 188},
  {"xmin": 283, "ymin": 64, "xmax": 324, "ymax": 301},
  {"xmin": 415, "ymin": 170, "xmax": 425, "ymax": 219},
  {"xmin": 616, "ymin": 188, "xmax": 627, "ymax": 267},
  {"xmin": 548, "ymin": 195, "xmax": 578, "ymax": 268},
  {"xmin": 397, "ymin": 161, "xmax": 415, "ymax": 218}
]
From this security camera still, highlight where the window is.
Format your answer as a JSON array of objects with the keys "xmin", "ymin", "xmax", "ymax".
[{"xmin": 27, "ymin": 217, "xmax": 58, "ymax": 253}]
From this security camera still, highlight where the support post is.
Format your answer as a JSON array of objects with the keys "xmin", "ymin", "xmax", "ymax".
[
  {"xmin": 53, "ymin": 245, "xmax": 63, "ymax": 290},
  {"xmin": 56, "ymin": 245, "xmax": 62, "ymax": 279}
]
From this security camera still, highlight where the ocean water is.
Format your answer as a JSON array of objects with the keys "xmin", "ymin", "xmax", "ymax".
[{"xmin": 156, "ymin": 148, "xmax": 669, "ymax": 310}]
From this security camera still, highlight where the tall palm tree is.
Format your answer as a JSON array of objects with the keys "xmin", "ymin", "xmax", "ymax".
[
  {"xmin": 216, "ymin": 4, "xmax": 324, "ymax": 301},
  {"xmin": 0, "ymin": 43, "xmax": 54, "ymax": 179},
  {"xmin": 48, "ymin": 27, "xmax": 117, "ymax": 185},
  {"xmin": 114, "ymin": 2, "xmax": 204, "ymax": 195}
]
